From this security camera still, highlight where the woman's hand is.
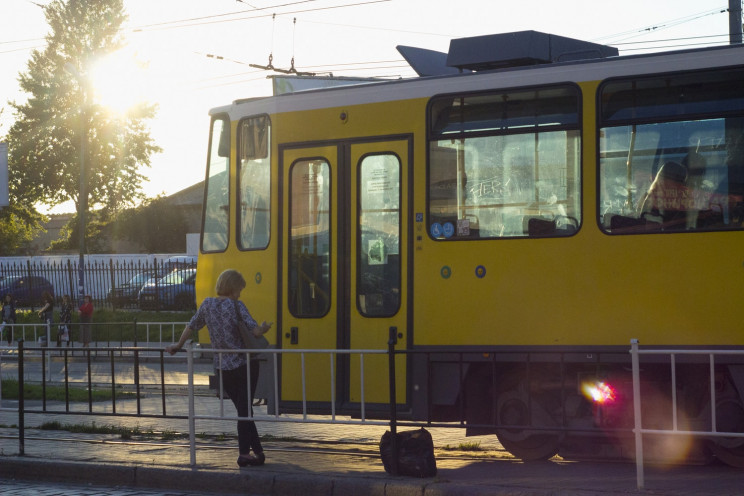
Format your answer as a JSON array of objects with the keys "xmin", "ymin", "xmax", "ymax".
[
  {"xmin": 165, "ymin": 344, "xmax": 181, "ymax": 355},
  {"xmin": 253, "ymin": 321, "xmax": 273, "ymax": 337}
]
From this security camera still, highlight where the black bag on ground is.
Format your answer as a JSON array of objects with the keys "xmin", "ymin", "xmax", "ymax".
[{"xmin": 379, "ymin": 427, "xmax": 437, "ymax": 477}]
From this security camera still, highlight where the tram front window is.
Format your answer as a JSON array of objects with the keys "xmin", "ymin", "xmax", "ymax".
[
  {"xmin": 427, "ymin": 85, "xmax": 581, "ymax": 240},
  {"xmin": 202, "ymin": 116, "xmax": 230, "ymax": 252},
  {"xmin": 599, "ymin": 68, "xmax": 744, "ymax": 234},
  {"xmin": 288, "ymin": 159, "xmax": 331, "ymax": 317},
  {"xmin": 238, "ymin": 115, "xmax": 271, "ymax": 250}
]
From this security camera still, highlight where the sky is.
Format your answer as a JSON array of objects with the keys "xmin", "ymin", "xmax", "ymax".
[{"xmin": 0, "ymin": 0, "xmax": 737, "ymax": 214}]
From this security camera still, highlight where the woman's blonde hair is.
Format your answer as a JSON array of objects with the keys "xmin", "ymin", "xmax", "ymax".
[{"xmin": 215, "ymin": 269, "xmax": 246, "ymax": 296}]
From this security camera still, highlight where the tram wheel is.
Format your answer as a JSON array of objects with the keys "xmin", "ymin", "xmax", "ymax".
[
  {"xmin": 495, "ymin": 392, "xmax": 561, "ymax": 461},
  {"xmin": 709, "ymin": 398, "xmax": 744, "ymax": 468}
]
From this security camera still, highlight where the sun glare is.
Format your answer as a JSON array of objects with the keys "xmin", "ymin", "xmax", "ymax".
[
  {"xmin": 88, "ymin": 48, "xmax": 149, "ymax": 115},
  {"xmin": 582, "ymin": 381, "xmax": 617, "ymax": 404}
]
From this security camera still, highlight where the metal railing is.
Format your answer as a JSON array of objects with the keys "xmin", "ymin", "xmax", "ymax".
[
  {"xmin": 0, "ymin": 321, "xmax": 188, "ymax": 350},
  {"xmin": 185, "ymin": 347, "xmax": 393, "ymax": 466},
  {"xmin": 630, "ymin": 339, "xmax": 744, "ymax": 489},
  {"xmin": 6, "ymin": 336, "xmax": 744, "ymax": 480}
]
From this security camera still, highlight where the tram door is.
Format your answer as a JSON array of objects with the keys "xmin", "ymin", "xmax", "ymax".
[{"xmin": 280, "ymin": 138, "xmax": 410, "ymax": 409}]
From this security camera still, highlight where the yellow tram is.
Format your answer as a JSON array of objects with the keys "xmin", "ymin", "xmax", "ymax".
[{"xmin": 196, "ymin": 31, "xmax": 744, "ymax": 465}]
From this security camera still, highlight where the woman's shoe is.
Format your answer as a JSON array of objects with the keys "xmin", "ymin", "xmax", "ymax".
[
  {"xmin": 237, "ymin": 454, "xmax": 257, "ymax": 467},
  {"xmin": 237, "ymin": 452, "xmax": 265, "ymax": 467},
  {"xmin": 250, "ymin": 452, "xmax": 265, "ymax": 466}
]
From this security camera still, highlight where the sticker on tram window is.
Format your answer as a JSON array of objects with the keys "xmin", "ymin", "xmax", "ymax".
[
  {"xmin": 442, "ymin": 222, "xmax": 454, "ymax": 238},
  {"xmin": 457, "ymin": 218, "xmax": 470, "ymax": 236},
  {"xmin": 430, "ymin": 222, "xmax": 443, "ymax": 237},
  {"xmin": 416, "ymin": 213, "xmax": 423, "ymax": 222}
]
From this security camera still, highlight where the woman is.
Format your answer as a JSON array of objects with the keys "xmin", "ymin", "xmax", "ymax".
[
  {"xmin": 1, "ymin": 293, "xmax": 16, "ymax": 345},
  {"xmin": 78, "ymin": 295, "xmax": 93, "ymax": 347},
  {"xmin": 166, "ymin": 269, "xmax": 272, "ymax": 467},
  {"xmin": 59, "ymin": 294, "xmax": 73, "ymax": 347}
]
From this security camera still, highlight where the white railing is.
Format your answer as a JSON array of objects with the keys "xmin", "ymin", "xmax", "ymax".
[
  {"xmin": 630, "ymin": 339, "xmax": 744, "ymax": 489},
  {"xmin": 185, "ymin": 347, "xmax": 391, "ymax": 466},
  {"xmin": 0, "ymin": 323, "xmax": 53, "ymax": 345},
  {"xmin": 137, "ymin": 321, "xmax": 188, "ymax": 348}
]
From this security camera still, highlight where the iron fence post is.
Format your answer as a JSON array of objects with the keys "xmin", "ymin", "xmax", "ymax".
[{"xmin": 18, "ymin": 339, "xmax": 24, "ymax": 456}]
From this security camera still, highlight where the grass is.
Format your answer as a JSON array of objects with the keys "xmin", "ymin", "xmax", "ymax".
[
  {"xmin": 12, "ymin": 308, "xmax": 194, "ymax": 343},
  {"xmin": 1, "ymin": 378, "xmax": 137, "ymax": 402},
  {"xmin": 441, "ymin": 441, "xmax": 483, "ymax": 452}
]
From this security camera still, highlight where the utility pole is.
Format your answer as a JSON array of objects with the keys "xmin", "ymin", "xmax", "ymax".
[{"xmin": 730, "ymin": 0, "xmax": 743, "ymax": 44}]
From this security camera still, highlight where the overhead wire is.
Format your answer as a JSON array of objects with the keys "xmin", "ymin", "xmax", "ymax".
[{"xmin": 130, "ymin": 0, "xmax": 391, "ymax": 32}]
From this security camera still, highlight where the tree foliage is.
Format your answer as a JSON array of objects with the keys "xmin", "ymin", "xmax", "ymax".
[
  {"xmin": 112, "ymin": 197, "xmax": 188, "ymax": 253},
  {"xmin": 5, "ymin": 0, "xmax": 161, "ymax": 225}
]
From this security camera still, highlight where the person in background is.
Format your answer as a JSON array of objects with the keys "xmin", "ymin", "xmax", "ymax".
[
  {"xmin": 37, "ymin": 291, "xmax": 54, "ymax": 345},
  {"xmin": 1, "ymin": 294, "xmax": 16, "ymax": 345},
  {"xmin": 78, "ymin": 295, "xmax": 93, "ymax": 348},
  {"xmin": 59, "ymin": 294, "xmax": 73, "ymax": 347},
  {"xmin": 166, "ymin": 269, "xmax": 272, "ymax": 468}
]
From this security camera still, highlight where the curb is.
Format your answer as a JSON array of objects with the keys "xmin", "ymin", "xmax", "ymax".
[{"xmin": 0, "ymin": 456, "xmax": 599, "ymax": 496}]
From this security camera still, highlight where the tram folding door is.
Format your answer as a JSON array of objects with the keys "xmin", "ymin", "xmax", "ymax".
[{"xmin": 280, "ymin": 138, "xmax": 410, "ymax": 413}]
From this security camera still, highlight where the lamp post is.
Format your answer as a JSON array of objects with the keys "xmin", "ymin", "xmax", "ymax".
[{"xmin": 64, "ymin": 62, "xmax": 87, "ymax": 302}]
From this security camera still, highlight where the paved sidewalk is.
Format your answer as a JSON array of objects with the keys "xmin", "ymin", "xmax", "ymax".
[{"xmin": 3, "ymin": 427, "xmax": 744, "ymax": 496}]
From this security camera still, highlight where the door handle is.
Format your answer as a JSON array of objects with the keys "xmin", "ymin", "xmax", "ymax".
[{"xmin": 284, "ymin": 327, "xmax": 299, "ymax": 345}]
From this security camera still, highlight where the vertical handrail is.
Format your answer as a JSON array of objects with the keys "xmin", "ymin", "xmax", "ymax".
[
  {"xmin": 160, "ymin": 350, "xmax": 167, "ymax": 416},
  {"xmin": 301, "ymin": 352, "xmax": 307, "ymax": 419},
  {"xmin": 330, "ymin": 353, "xmax": 336, "ymax": 420},
  {"xmin": 246, "ymin": 353, "xmax": 253, "ymax": 415},
  {"xmin": 18, "ymin": 340, "xmax": 25, "ymax": 456},
  {"xmin": 45, "ymin": 320, "xmax": 51, "ymax": 382},
  {"xmin": 359, "ymin": 353, "xmax": 365, "ymax": 421},
  {"xmin": 272, "ymin": 352, "xmax": 279, "ymax": 417},
  {"xmin": 709, "ymin": 354, "xmax": 717, "ymax": 433},
  {"xmin": 135, "ymin": 349, "xmax": 142, "ymax": 414},
  {"xmin": 41, "ymin": 347, "xmax": 47, "ymax": 411},
  {"xmin": 86, "ymin": 349, "xmax": 93, "ymax": 412},
  {"xmin": 188, "ymin": 348, "xmax": 196, "ymax": 466},
  {"xmin": 630, "ymin": 339, "xmax": 644, "ymax": 490},
  {"xmin": 110, "ymin": 349, "xmax": 117, "ymax": 415},
  {"xmin": 387, "ymin": 327, "xmax": 399, "ymax": 475},
  {"xmin": 671, "ymin": 354, "xmax": 678, "ymax": 431}
]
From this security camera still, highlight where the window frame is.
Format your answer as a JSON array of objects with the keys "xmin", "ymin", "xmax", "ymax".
[
  {"xmin": 425, "ymin": 83, "xmax": 583, "ymax": 241},
  {"xmin": 355, "ymin": 151, "xmax": 402, "ymax": 318},
  {"xmin": 200, "ymin": 114, "xmax": 231, "ymax": 254},
  {"xmin": 287, "ymin": 156, "xmax": 333, "ymax": 319},
  {"xmin": 236, "ymin": 114, "xmax": 272, "ymax": 251},
  {"xmin": 596, "ymin": 66, "xmax": 744, "ymax": 235}
]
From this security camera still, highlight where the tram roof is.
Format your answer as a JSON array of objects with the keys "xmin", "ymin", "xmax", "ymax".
[{"xmin": 212, "ymin": 41, "xmax": 744, "ymax": 119}]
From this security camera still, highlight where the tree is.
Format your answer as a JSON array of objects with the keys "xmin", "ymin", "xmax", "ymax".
[
  {"xmin": 113, "ymin": 197, "xmax": 188, "ymax": 253},
  {"xmin": 5, "ymin": 0, "xmax": 160, "ymax": 246}
]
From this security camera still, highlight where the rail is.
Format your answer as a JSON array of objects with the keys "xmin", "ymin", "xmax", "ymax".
[
  {"xmin": 6, "ymin": 338, "xmax": 743, "ymax": 480},
  {"xmin": 629, "ymin": 339, "xmax": 744, "ymax": 490}
]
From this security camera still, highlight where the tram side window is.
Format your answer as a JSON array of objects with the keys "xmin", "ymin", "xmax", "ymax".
[
  {"xmin": 238, "ymin": 115, "xmax": 271, "ymax": 250},
  {"xmin": 427, "ymin": 85, "xmax": 581, "ymax": 240},
  {"xmin": 288, "ymin": 159, "xmax": 331, "ymax": 318},
  {"xmin": 357, "ymin": 154, "xmax": 401, "ymax": 317},
  {"xmin": 599, "ymin": 68, "xmax": 744, "ymax": 234},
  {"xmin": 202, "ymin": 117, "xmax": 230, "ymax": 252}
]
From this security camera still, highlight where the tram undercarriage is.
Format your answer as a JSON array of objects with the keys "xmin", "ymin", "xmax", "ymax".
[{"xmin": 416, "ymin": 357, "xmax": 744, "ymax": 467}]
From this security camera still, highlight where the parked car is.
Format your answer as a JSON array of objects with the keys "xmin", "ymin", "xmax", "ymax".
[
  {"xmin": 138, "ymin": 268, "xmax": 196, "ymax": 311},
  {"xmin": 107, "ymin": 272, "xmax": 156, "ymax": 308},
  {"xmin": 0, "ymin": 275, "xmax": 54, "ymax": 307},
  {"xmin": 163, "ymin": 255, "xmax": 197, "ymax": 272}
]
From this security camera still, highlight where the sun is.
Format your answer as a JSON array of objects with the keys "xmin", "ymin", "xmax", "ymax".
[{"xmin": 88, "ymin": 47, "xmax": 149, "ymax": 115}]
